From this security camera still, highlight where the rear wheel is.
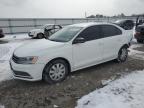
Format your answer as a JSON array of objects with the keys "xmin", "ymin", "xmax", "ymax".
[
  {"xmin": 37, "ymin": 33, "xmax": 44, "ymax": 39},
  {"xmin": 116, "ymin": 47, "xmax": 128, "ymax": 63},
  {"xmin": 43, "ymin": 59, "xmax": 69, "ymax": 84}
]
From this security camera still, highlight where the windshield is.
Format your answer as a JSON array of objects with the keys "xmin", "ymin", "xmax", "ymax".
[
  {"xmin": 48, "ymin": 26, "xmax": 83, "ymax": 42},
  {"xmin": 40, "ymin": 25, "xmax": 53, "ymax": 29}
]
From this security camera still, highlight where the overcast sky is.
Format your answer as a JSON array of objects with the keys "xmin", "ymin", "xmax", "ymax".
[{"xmin": 0, "ymin": 0, "xmax": 144, "ymax": 18}]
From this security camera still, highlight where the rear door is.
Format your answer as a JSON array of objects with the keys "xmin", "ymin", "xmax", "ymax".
[{"xmin": 100, "ymin": 25, "xmax": 123, "ymax": 60}]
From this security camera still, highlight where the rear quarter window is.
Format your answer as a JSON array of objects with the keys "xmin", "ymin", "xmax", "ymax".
[{"xmin": 101, "ymin": 25, "xmax": 122, "ymax": 37}]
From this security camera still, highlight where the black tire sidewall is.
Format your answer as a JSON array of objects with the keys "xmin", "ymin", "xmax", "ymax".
[
  {"xmin": 43, "ymin": 59, "xmax": 68, "ymax": 84},
  {"xmin": 117, "ymin": 47, "xmax": 128, "ymax": 63},
  {"xmin": 37, "ymin": 33, "xmax": 44, "ymax": 39}
]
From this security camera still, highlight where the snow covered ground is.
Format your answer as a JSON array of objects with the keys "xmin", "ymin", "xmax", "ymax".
[
  {"xmin": 0, "ymin": 34, "xmax": 37, "ymax": 82},
  {"xmin": 76, "ymin": 70, "xmax": 144, "ymax": 108}
]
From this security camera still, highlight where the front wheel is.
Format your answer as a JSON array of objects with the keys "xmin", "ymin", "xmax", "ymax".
[
  {"xmin": 43, "ymin": 59, "xmax": 69, "ymax": 84},
  {"xmin": 116, "ymin": 47, "xmax": 128, "ymax": 63},
  {"xmin": 37, "ymin": 33, "xmax": 44, "ymax": 39}
]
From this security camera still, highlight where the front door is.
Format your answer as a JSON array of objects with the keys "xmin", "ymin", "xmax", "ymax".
[{"xmin": 72, "ymin": 25, "xmax": 104, "ymax": 70}]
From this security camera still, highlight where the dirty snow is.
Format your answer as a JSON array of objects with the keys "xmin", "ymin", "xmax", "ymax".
[
  {"xmin": 76, "ymin": 70, "xmax": 144, "ymax": 108},
  {"xmin": 129, "ymin": 43, "xmax": 144, "ymax": 60},
  {"xmin": 0, "ymin": 34, "xmax": 34, "ymax": 82}
]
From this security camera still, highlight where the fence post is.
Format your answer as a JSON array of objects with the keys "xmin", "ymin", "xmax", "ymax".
[
  {"xmin": 72, "ymin": 19, "xmax": 74, "ymax": 24},
  {"xmin": 54, "ymin": 19, "xmax": 57, "ymax": 25},
  {"xmin": 8, "ymin": 19, "xmax": 13, "ymax": 34},
  {"xmin": 107, "ymin": 17, "xmax": 110, "ymax": 22},
  {"xmin": 33, "ymin": 19, "xmax": 37, "ymax": 28},
  {"xmin": 86, "ymin": 18, "xmax": 88, "ymax": 22}
]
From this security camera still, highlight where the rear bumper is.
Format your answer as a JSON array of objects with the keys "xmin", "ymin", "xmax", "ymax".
[{"xmin": 10, "ymin": 58, "xmax": 45, "ymax": 81}]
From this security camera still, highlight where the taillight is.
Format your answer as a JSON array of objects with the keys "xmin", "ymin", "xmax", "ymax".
[{"xmin": 134, "ymin": 32, "xmax": 141, "ymax": 37}]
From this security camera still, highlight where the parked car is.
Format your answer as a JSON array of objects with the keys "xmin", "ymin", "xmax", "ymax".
[
  {"xmin": 0, "ymin": 28, "xmax": 4, "ymax": 38},
  {"xmin": 134, "ymin": 24, "xmax": 144, "ymax": 43},
  {"xmin": 114, "ymin": 19, "xmax": 134, "ymax": 30},
  {"xmin": 10, "ymin": 22, "xmax": 132, "ymax": 83},
  {"xmin": 28, "ymin": 24, "xmax": 62, "ymax": 39}
]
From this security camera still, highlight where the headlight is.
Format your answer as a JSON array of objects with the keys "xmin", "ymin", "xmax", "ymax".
[
  {"xmin": 12, "ymin": 56, "xmax": 38, "ymax": 64},
  {"xmin": 23, "ymin": 56, "xmax": 38, "ymax": 64}
]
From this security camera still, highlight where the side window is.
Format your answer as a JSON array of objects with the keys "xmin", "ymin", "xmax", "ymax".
[
  {"xmin": 54, "ymin": 25, "xmax": 61, "ymax": 32},
  {"xmin": 101, "ymin": 25, "xmax": 122, "ymax": 37},
  {"xmin": 78, "ymin": 26, "xmax": 101, "ymax": 41},
  {"xmin": 45, "ymin": 25, "xmax": 54, "ymax": 30}
]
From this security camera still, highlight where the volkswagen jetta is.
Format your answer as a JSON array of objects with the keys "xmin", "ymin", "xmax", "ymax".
[{"xmin": 10, "ymin": 22, "xmax": 132, "ymax": 84}]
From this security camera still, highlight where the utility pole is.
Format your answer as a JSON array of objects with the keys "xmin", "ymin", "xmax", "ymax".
[{"xmin": 85, "ymin": 12, "xmax": 87, "ymax": 18}]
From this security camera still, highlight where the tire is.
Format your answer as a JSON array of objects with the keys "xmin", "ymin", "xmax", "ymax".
[
  {"xmin": 123, "ymin": 25, "xmax": 130, "ymax": 30},
  {"xmin": 137, "ymin": 39, "xmax": 143, "ymax": 43},
  {"xmin": 43, "ymin": 59, "xmax": 69, "ymax": 84},
  {"xmin": 37, "ymin": 33, "xmax": 44, "ymax": 39},
  {"xmin": 116, "ymin": 46, "xmax": 128, "ymax": 63}
]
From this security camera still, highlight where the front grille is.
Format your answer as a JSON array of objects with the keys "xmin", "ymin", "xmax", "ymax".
[
  {"xmin": 12, "ymin": 54, "xmax": 26, "ymax": 64},
  {"xmin": 13, "ymin": 70, "xmax": 30, "ymax": 77}
]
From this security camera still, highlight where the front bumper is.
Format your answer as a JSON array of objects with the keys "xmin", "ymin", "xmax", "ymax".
[
  {"xmin": 28, "ymin": 32, "xmax": 35, "ymax": 37},
  {"xmin": 10, "ymin": 58, "xmax": 45, "ymax": 81}
]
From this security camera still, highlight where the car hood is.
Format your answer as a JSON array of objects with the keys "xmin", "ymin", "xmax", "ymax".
[{"xmin": 14, "ymin": 39, "xmax": 65, "ymax": 57}]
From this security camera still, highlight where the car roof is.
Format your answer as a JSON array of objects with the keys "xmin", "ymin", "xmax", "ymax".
[{"xmin": 68, "ymin": 22, "xmax": 115, "ymax": 28}]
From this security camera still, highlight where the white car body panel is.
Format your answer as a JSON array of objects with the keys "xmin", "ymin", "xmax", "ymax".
[{"xmin": 72, "ymin": 39, "xmax": 103, "ymax": 70}]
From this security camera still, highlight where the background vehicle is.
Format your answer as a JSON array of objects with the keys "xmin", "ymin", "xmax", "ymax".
[
  {"xmin": 10, "ymin": 23, "xmax": 132, "ymax": 84},
  {"xmin": 134, "ymin": 15, "xmax": 144, "ymax": 43},
  {"xmin": 114, "ymin": 19, "xmax": 134, "ymax": 30},
  {"xmin": 0, "ymin": 28, "xmax": 4, "ymax": 38},
  {"xmin": 134, "ymin": 24, "xmax": 144, "ymax": 43},
  {"xmin": 136, "ymin": 15, "xmax": 144, "ymax": 27},
  {"xmin": 28, "ymin": 24, "xmax": 62, "ymax": 39}
]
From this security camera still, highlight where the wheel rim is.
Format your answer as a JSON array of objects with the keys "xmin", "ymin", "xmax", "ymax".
[
  {"xmin": 38, "ymin": 34, "xmax": 43, "ymax": 39},
  {"xmin": 49, "ymin": 63, "xmax": 66, "ymax": 81},
  {"xmin": 120, "ymin": 48, "xmax": 127, "ymax": 61}
]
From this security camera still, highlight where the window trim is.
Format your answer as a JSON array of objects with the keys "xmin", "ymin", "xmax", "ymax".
[{"xmin": 73, "ymin": 25, "xmax": 103, "ymax": 43}]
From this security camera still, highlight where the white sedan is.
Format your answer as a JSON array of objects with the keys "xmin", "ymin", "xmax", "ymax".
[
  {"xmin": 10, "ymin": 22, "xmax": 132, "ymax": 84},
  {"xmin": 28, "ymin": 24, "xmax": 62, "ymax": 39}
]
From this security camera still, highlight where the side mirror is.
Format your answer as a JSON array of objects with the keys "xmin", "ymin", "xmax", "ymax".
[{"xmin": 73, "ymin": 37, "xmax": 86, "ymax": 44}]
